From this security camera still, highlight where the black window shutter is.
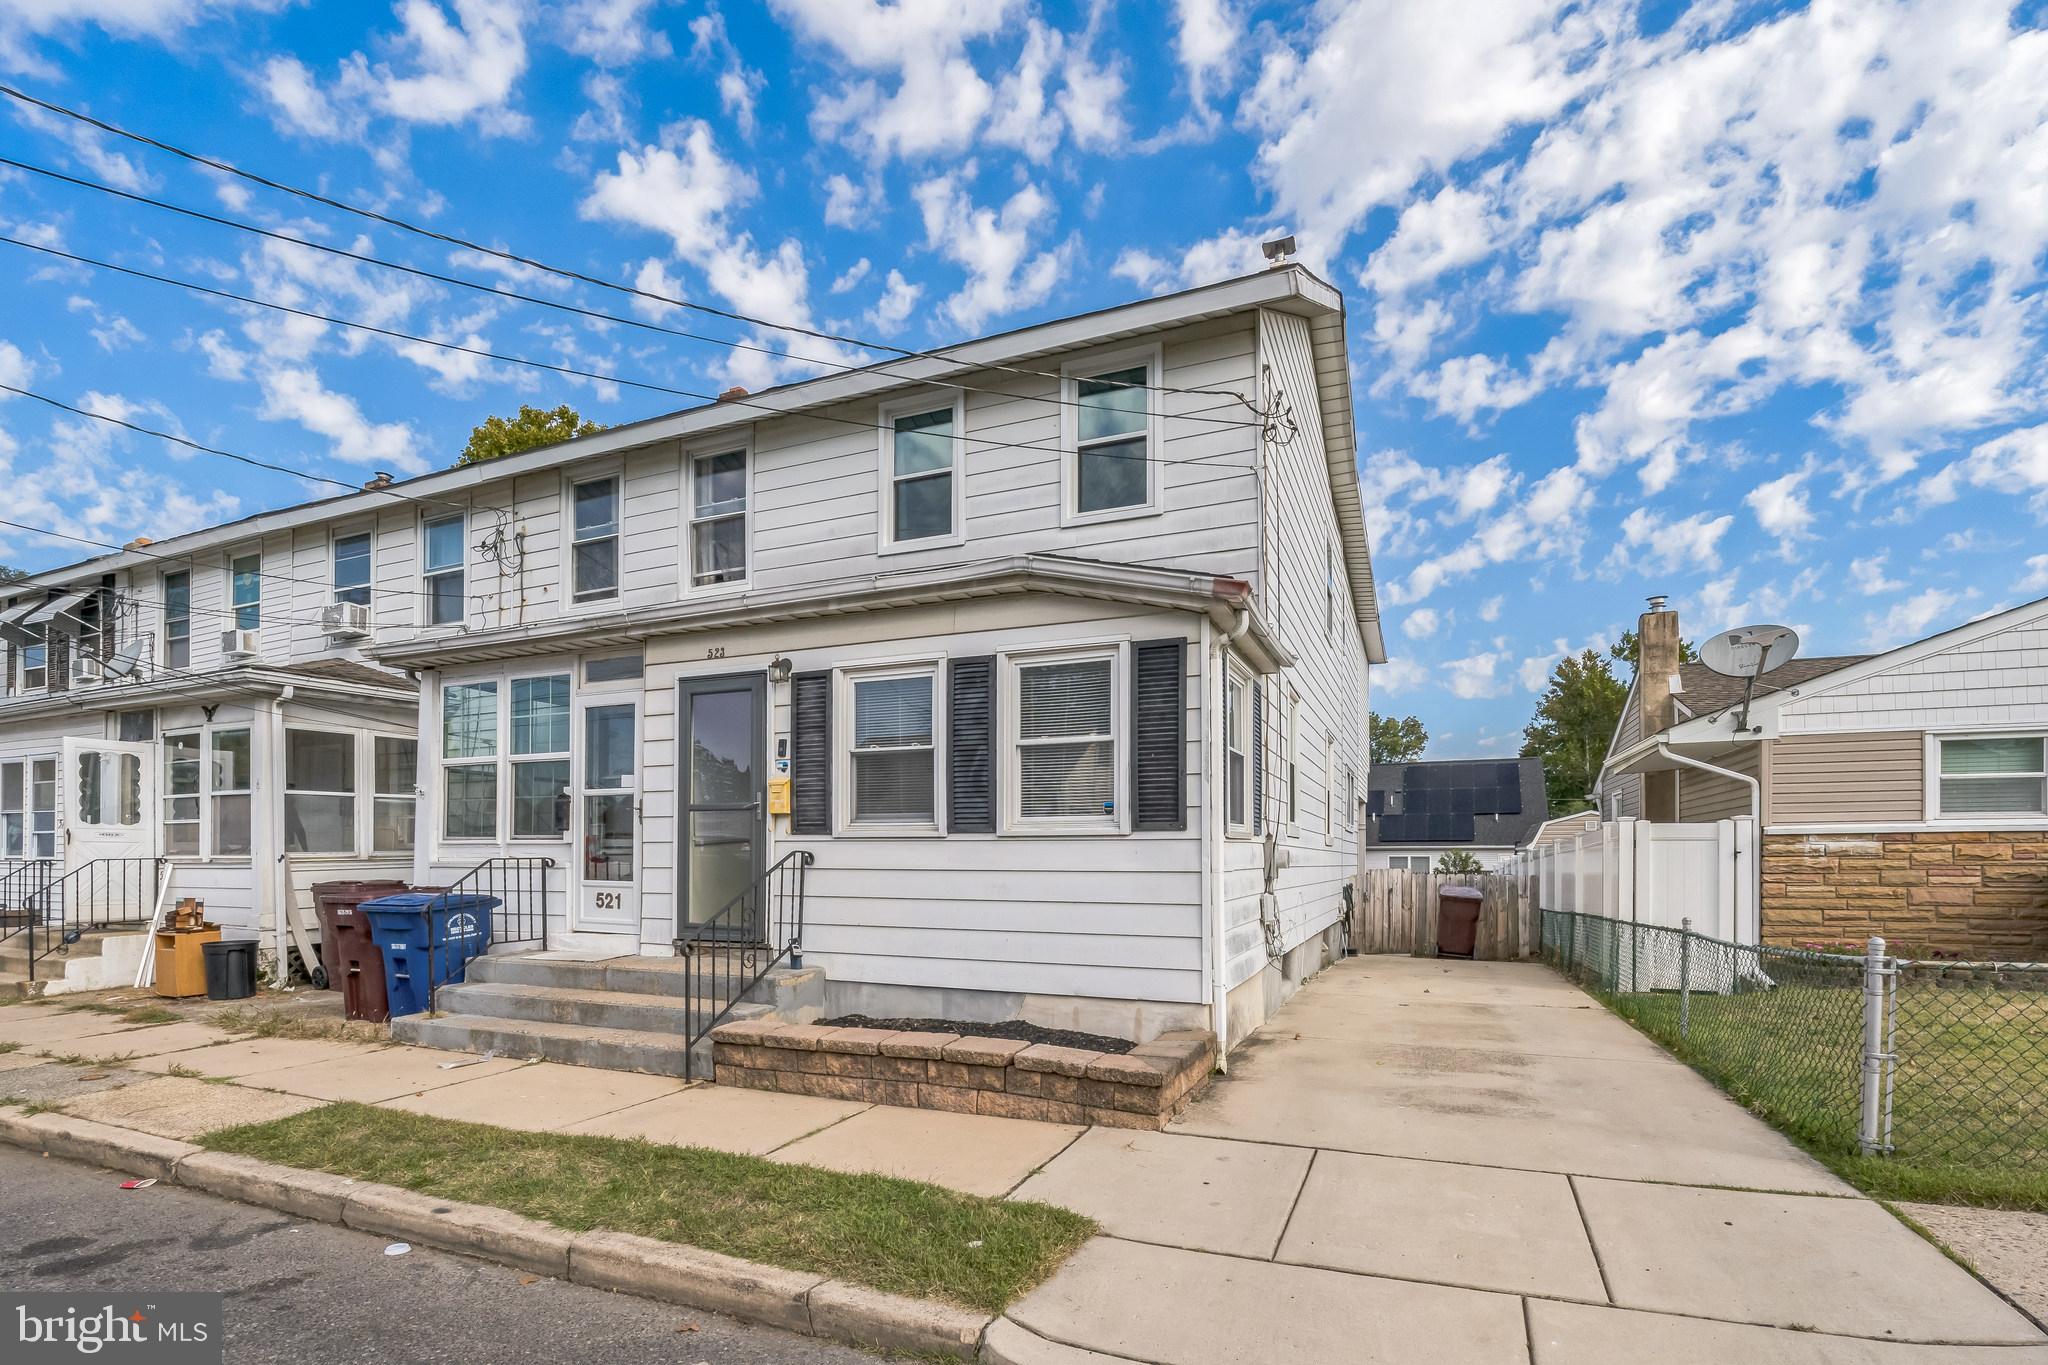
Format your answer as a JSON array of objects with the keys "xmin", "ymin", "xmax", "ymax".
[
  {"xmin": 947, "ymin": 656, "xmax": 996, "ymax": 833},
  {"xmin": 1130, "ymin": 638, "xmax": 1186, "ymax": 832},
  {"xmin": 789, "ymin": 671, "xmax": 832, "ymax": 835},
  {"xmin": 1251, "ymin": 678, "xmax": 1264, "ymax": 834}
]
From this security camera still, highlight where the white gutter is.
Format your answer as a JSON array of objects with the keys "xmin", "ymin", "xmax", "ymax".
[
  {"xmin": 1655, "ymin": 741, "xmax": 1763, "ymax": 944},
  {"xmin": 269, "ymin": 686, "xmax": 294, "ymax": 977}
]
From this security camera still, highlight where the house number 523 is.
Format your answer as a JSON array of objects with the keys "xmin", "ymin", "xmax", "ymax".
[{"xmin": 706, "ymin": 646, "xmax": 726, "ymax": 659}]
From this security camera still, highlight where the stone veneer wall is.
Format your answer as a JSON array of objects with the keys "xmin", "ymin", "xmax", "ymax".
[
  {"xmin": 1762, "ymin": 832, "xmax": 2048, "ymax": 958},
  {"xmin": 710, "ymin": 1021, "xmax": 1216, "ymax": 1130}
]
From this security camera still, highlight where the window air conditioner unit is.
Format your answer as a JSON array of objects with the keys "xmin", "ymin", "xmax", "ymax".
[
  {"xmin": 320, "ymin": 601, "xmax": 372, "ymax": 639},
  {"xmin": 221, "ymin": 629, "xmax": 261, "ymax": 661}
]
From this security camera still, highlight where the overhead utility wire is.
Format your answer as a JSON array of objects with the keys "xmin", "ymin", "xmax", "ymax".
[
  {"xmin": 0, "ymin": 82, "xmax": 1262, "ymax": 409},
  {"xmin": 0, "ymin": 234, "xmax": 1267, "ymax": 473}
]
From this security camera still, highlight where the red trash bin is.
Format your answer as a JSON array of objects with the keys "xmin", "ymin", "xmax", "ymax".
[
  {"xmin": 1435, "ymin": 886, "xmax": 1485, "ymax": 960},
  {"xmin": 312, "ymin": 880, "xmax": 408, "ymax": 1022}
]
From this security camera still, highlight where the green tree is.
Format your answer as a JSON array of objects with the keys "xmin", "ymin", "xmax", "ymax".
[
  {"xmin": 0, "ymin": 565, "xmax": 25, "ymax": 583},
  {"xmin": 1521, "ymin": 648, "xmax": 1629, "ymax": 815},
  {"xmin": 1435, "ymin": 849, "xmax": 1485, "ymax": 875},
  {"xmin": 458, "ymin": 404, "xmax": 606, "ymax": 466},
  {"xmin": 1369, "ymin": 712, "xmax": 1428, "ymax": 766},
  {"xmin": 1609, "ymin": 629, "xmax": 1699, "ymax": 674}
]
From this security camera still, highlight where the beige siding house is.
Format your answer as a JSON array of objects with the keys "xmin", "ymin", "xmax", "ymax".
[{"xmin": 1599, "ymin": 597, "xmax": 2048, "ymax": 957}]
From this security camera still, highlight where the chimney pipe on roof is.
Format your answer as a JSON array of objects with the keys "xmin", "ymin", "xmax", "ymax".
[
  {"xmin": 1637, "ymin": 594, "xmax": 1681, "ymax": 820},
  {"xmin": 364, "ymin": 471, "xmax": 395, "ymax": 490}
]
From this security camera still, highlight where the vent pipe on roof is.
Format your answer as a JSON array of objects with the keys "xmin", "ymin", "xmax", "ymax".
[
  {"xmin": 718, "ymin": 386, "xmax": 748, "ymax": 403},
  {"xmin": 364, "ymin": 471, "xmax": 395, "ymax": 490}
]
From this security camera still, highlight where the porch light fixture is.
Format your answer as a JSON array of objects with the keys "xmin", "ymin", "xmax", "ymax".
[{"xmin": 767, "ymin": 656, "xmax": 793, "ymax": 684}]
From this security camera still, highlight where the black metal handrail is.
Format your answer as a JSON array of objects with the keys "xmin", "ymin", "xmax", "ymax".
[
  {"xmin": 0, "ymin": 858, "xmax": 57, "ymax": 948},
  {"xmin": 24, "ymin": 857, "xmax": 166, "ymax": 982},
  {"xmin": 673, "ymin": 850, "xmax": 813, "ymax": 1079},
  {"xmin": 423, "ymin": 855, "xmax": 556, "ymax": 1012}
]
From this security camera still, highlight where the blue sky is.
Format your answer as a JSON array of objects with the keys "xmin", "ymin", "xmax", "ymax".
[{"xmin": 1, "ymin": 0, "xmax": 2045, "ymax": 757}]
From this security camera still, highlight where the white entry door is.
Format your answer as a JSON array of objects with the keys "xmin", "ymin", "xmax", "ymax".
[
  {"xmin": 61, "ymin": 738, "xmax": 157, "ymax": 864},
  {"xmin": 571, "ymin": 698, "xmax": 638, "ymax": 932}
]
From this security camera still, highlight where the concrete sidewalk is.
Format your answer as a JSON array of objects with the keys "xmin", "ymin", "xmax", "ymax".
[{"xmin": 995, "ymin": 956, "xmax": 2048, "ymax": 1364}]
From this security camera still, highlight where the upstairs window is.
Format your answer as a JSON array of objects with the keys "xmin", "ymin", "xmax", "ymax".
[
  {"xmin": 162, "ymin": 571, "xmax": 191, "ymax": 669},
  {"xmin": 332, "ymin": 532, "xmax": 372, "ymax": 607},
  {"xmin": 20, "ymin": 624, "xmax": 46, "ymax": 691},
  {"xmin": 1937, "ymin": 736, "xmax": 2046, "ymax": 817},
  {"xmin": 231, "ymin": 553, "xmax": 261, "ymax": 631},
  {"xmin": 571, "ymin": 476, "xmax": 620, "ymax": 602},
  {"xmin": 422, "ymin": 515, "xmax": 466, "ymax": 626},
  {"xmin": 1072, "ymin": 363, "xmax": 1150, "ymax": 516},
  {"xmin": 883, "ymin": 401, "xmax": 958, "ymax": 546},
  {"xmin": 1013, "ymin": 653, "xmax": 1118, "ymax": 829},
  {"xmin": 690, "ymin": 450, "xmax": 747, "ymax": 587},
  {"xmin": 849, "ymin": 671, "xmax": 936, "ymax": 827}
]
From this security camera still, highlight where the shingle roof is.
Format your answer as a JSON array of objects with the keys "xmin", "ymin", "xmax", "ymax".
[
  {"xmin": 1669, "ymin": 655, "xmax": 1869, "ymax": 721},
  {"xmin": 1366, "ymin": 756, "xmax": 1549, "ymax": 848}
]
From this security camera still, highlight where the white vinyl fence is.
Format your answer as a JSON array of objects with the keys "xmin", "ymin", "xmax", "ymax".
[{"xmin": 1501, "ymin": 816, "xmax": 1758, "ymax": 945}]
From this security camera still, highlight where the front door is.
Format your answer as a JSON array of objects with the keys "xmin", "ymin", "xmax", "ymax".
[
  {"xmin": 571, "ymin": 698, "xmax": 638, "ymax": 933},
  {"xmin": 61, "ymin": 738, "xmax": 156, "ymax": 864},
  {"xmin": 676, "ymin": 672, "xmax": 766, "ymax": 940}
]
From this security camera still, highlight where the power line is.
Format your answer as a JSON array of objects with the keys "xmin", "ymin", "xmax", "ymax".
[
  {"xmin": 0, "ymin": 234, "xmax": 1266, "ymax": 470},
  {"xmin": 0, "ymin": 81, "xmax": 1264, "ymax": 408}
]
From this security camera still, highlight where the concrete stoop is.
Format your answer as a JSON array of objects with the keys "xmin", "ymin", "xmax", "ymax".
[
  {"xmin": 392, "ymin": 952, "xmax": 827, "ymax": 1078},
  {"xmin": 0, "ymin": 927, "xmax": 146, "ymax": 998}
]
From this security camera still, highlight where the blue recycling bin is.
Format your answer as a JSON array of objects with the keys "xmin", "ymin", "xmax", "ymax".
[{"xmin": 361, "ymin": 892, "xmax": 499, "ymax": 1017}]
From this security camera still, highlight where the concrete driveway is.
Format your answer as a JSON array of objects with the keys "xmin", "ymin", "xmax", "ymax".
[{"xmin": 993, "ymin": 956, "xmax": 2048, "ymax": 1364}]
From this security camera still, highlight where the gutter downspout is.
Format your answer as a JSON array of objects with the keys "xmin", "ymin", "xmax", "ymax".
[
  {"xmin": 1654, "ymin": 741, "xmax": 1762, "ymax": 944},
  {"xmin": 270, "ymin": 686, "xmax": 294, "ymax": 978},
  {"xmin": 1207, "ymin": 608, "xmax": 1252, "ymax": 1069}
]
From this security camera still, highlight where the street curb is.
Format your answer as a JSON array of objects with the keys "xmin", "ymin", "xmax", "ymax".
[
  {"xmin": 0, "ymin": 1115, "xmax": 994, "ymax": 1360},
  {"xmin": 982, "ymin": 1316, "xmax": 1124, "ymax": 1364}
]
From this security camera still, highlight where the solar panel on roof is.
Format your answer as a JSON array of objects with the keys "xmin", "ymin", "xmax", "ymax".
[
  {"xmin": 1495, "ymin": 762, "xmax": 1520, "ymax": 789},
  {"xmin": 1451, "ymin": 787, "xmax": 1476, "ymax": 815},
  {"xmin": 1428, "ymin": 812, "xmax": 1455, "ymax": 841},
  {"xmin": 1452, "ymin": 812, "xmax": 1477, "ymax": 842}
]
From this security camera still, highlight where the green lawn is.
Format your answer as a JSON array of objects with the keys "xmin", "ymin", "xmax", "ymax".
[
  {"xmin": 1573, "ymin": 967, "xmax": 2048, "ymax": 1210},
  {"xmin": 204, "ymin": 1103, "xmax": 1094, "ymax": 1313}
]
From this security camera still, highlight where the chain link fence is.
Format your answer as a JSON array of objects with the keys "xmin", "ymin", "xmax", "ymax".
[{"xmin": 1540, "ymin": 910, "xmax": 2048, "ymax": 1172}]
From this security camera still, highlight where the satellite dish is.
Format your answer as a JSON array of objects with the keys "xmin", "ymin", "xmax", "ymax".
[
  {"xmin": 1698, "ymin": 624, "xmax": 1799, "ymax": 733},
  {"xmin": 1698, "ymin": 625, "xmax": 1799, "ymax": 679},
  {"xmin": 103, "ymin": 637, "xmax": 150, "ymax": 680}
]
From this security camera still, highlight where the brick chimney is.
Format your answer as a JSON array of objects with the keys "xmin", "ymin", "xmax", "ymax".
[{"xmin": 1638, "ymin": 594, "xmax": 1680, "ymax": 821}]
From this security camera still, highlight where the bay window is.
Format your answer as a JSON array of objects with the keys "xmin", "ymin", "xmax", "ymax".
[
  {"xmin": 882, "ymin": 400, "xmax": 959, "ymax": 546},
  {"xmin": 1070, "ymin": 362, "xmax": 1151, "ymax": 516},
  {"xmin": 849, "ymin": 670, "xmax": 936, "ymax": 826},
  {"xmin": 571, "ymin": 475, "xmax": 620, "ymax": 602},
  {"xmin": 442, "ymin": 680, "xmax": 499, "ymax": 840},
  {"xmin": 1013, "ymin": 652, "xmax": 1118, "ymax": 828},
  {"xmin": 1936, "ymin": 736, "xmax": 2047, "ymax": 817},
  {"xmin": 510, "ymin": 674, "xmax": 571, "ymax": 838},
  {"xmin": 163, "ymin": 732, "xmax": 200, "ymax": 856},
  {"xmin": 423, "ymin": 515, "xmax": 465, "ymax": 626},
  {"xmin": 210, "ymin": 730, "xmax": 251, "ymax": 855},
  {"xmin": 332, "ymin": 532, "xmax": 372, "ymax": 607},
  {"xmin": 374, "ymin": 736, "xmax": 418, "ymax": 853},
  {"xmin": 285, "ymin": 729, "xmax": 355, "ymax": 853},
  {"xmin": 689, "ymin": 450, "xmax": 747, "ymax": 586}
]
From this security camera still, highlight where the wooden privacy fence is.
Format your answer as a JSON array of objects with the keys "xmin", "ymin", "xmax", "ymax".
[{"xmin": 1353, "ymin": 869, "xmax": 1537, "ymax": 960}]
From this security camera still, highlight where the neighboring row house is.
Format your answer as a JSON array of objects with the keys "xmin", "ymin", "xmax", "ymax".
[{"xmin": 0, "ymin": 264, "xmax": 1386, "ymax": 1056}]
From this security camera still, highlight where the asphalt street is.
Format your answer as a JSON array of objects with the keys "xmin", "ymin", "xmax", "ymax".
[{"xmin": 0, "ymin": 1145, "xmax": 871, "ymax": 1364}]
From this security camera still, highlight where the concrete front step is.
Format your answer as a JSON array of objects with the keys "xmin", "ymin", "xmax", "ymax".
[
  {"xmin": 466, "ymin": 953, "xmax": 827, "ymax": 1019},
  {"xmin": 391, "ymin": 1010, "xmax": 768, "ymax": 1078},
  {"xmin": 433, "ymin": 980, "xmax": 751, "ymax": 1034},
  {"xmin": 0, "ymin": 928, "xmax": 122, "ymax": 982}
]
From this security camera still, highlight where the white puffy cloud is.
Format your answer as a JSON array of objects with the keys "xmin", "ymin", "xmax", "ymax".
[
  {"xmin": 2020, "ymin": 555, "xmax": 2048, "ymax": 595},
  {"xmin": 563, "ymin": 0, "xmax": 669, "ymax": 65},
  {"xmin": 1849, "ymin": 552, "xmax": 1905, "ymax": 596},
  {"xmin": 1, "ymin": 0, "xmax": 288, "ymax": 71},
  {"xmin": 828, "ymin": 258, "xmax": 870, "ymax": 294},
  {"xmin": 1173, "ymin": 0, "xmax": 1238, "ymax": 109},
  {"xmin": 1444, "ymin": 650, "xmax": 1510, "ymax": 700},
  {"xmin": 911, "ymin": 173, "xmax": 1065, "ymax": 331},
  {"xmin": 261, "ymin": 0, "xmax": 530, "ymax": 141},
  {"xmin": 688, "ymin": 8, "xmax": 763, "ymax": 137},
  {"xmin": 1604, "ymin": 506, "xmax": 1734, "ymax": 578},
  {"xmin": 1918, "ymin": 425, "xmax": 2048, "ymax": 518},
  {"xmin": 1863, "ymin": 587, "xmax": 1963, "ymax": 649},
  {"xmin": 822, "ymin": 174, "xmax": 872, "ymax": 229},
  {"xmin": 1745, "ymin": 466, "xmax": 1815, "ymax": 547},
  {"xmin": 1400, "ymin": 607, "xmax": 1439, "ymax": 641},
  {"xmin": 866, "ymin": 269, "xmax": 922, "ymax": 335},
  {"xmin": 1370, "ymin": 656, "xmax": 1429, "ymax": 695},
  {"xmin": 1478, "ymin": 595, "xmax": 1503, "ymax": 623}
]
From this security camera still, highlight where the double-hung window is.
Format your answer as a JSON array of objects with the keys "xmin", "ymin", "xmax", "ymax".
[
  {"xmin": 210, "ymin": 730, "xmax": 252, "ymax": 855},
  {"xmin": 1, "ymin": 761, "xmax": 22, "ymax": 857},
  {"xmin": 1224, "ymin": 663, "xmax": 1251, "ymax": 833},
  {"xmin": 1344, "ymin": 766, "xmax": 1358, "ymax": 832},
  {"xmin": 689, "ymin": 451, "xmax": 747, "ymax": 586},
  {"xmin": 510, "ymin": 675, "xmax": 571, "ymax": 838},
  {"xmin": 423, "ymin": 515, "xmax": 465, "ymax": 625},
  {"xmin": 162, "ymin": 571, "xmax": 191, "ymax": 668},
  {"xmin": 442, "ymin": 681, "xmax": 500, "ymax": 840},
  {"xmin": 848, "ymin": 670, "xmax": 936, "ymax": 827},
  {"xmin": 163, "ymin": 732, "xmax": 200, "ymax": 856},
  {"xmin": 1935, "ymin": 736, "xmax": 2046, "ymax": 817},
  {"xmin": 1285, "ymin": 693, "xmax": 1300, "ymax": 828},
  {"xmin": 373, "ymin": 737, "xmax": 418, "ymax": 853},
  {"xmin": 571, "ymin": 476, "xmax": 620, "ymax": 602},
  {"xmin": 231, "ymin": 553, "xmax": 261, "ymax": 630},
  {"xmin": 1013, "ymin": 652, "xmax": 1118, "ymax": 829},
  {"xmin": 29, "ymin": 759, "xmax": 56, "ymax": 858},
  {"xmin": 332, "ymin": 533, "xmax": 372, "ymax": 607},
  {"xmin": 882, "ymin": 399, "xmax": 959, "ymax": 546},
  {"xmin": 1071, "ymin": 362, "xmax": 1151, "ymax": 517},
  {"xmin": 20, "ymin": 624, "xmax": 46, "ymax": 691},
  {"xmin": 285, "ymin": 730, "xmax": 356, "ymax": 853}
]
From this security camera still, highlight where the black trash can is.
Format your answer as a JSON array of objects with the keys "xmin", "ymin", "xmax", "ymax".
[{"xmin": 202, "ymin": 939, "xmax": 257, "ymax": 1001}]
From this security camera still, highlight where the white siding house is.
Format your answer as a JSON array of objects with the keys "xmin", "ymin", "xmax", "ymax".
[{"xmin": 0, "ymin": 265, "xmax": 1386, "ymax": 1047}]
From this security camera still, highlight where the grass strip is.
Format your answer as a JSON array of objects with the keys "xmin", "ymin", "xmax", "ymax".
[{"xmin": 203, "ymin": 1102, "xmax": 1094, "ymax": 1313}]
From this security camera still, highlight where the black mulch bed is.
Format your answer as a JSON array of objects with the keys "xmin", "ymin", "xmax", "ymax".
[{"xmin": 817, "ymin": 1014, "xmax": 1136, "ymax": 1055}]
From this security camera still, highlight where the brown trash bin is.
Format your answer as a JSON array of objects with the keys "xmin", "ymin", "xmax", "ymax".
[
  {"xmin": 313, "ymin": 880, "xmax": 408, "ymax": 1022},
  {"xmin": 1435, "ymin": 886, "xmax": 1485, "ymax": 960}
]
